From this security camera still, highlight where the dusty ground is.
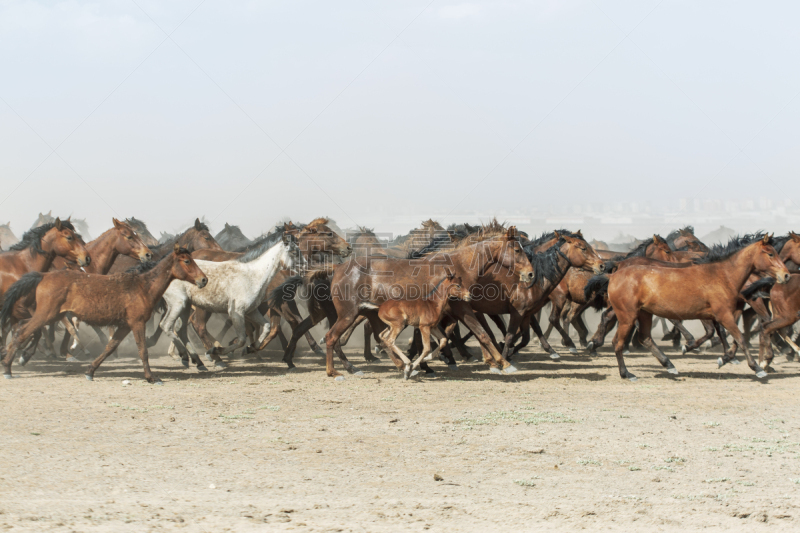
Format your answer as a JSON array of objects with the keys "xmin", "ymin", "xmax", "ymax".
[{"xmin": 2, "ymin": 325, "xmax": 800, "ymax": 532}]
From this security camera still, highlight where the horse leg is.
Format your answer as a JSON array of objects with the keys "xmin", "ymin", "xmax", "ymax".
[
  {"xmin": 587, "ymin": 307, "xmax": 615, "ymax": 354},
  {"xmin": 363, "ymin": 321, "xmax": 378, "ymax": 362},
  {"xmin": 208, "ymin": 312, "xmax": 248, "ymax": 358},
  {"xmin": 84, "ymin": 326, "xmax": 131, "ymax": 381},
  {"xmin": 448, "ymin": 323, "xmax": 475, "ymax": 361},
  {"xmin": 500, "ymin": 312, "xmax": 523, "ymax": 362},
  {"xmin": 566, "ymin": 302, "xmax": 591, "ymax": 349},
  {"xmin": 409, "ymin": 326, "xmax": 435, "ymax": 378},
  {"xmin": 530, "ymin": 314, "xmax": 560, "ymax": 360},
  {"xmin": 511, "ymin": 317, "xmax": 531, "ymax": 355},
  {"xmin": 450, "ymin": 302, "xmax": 515, "ymax": 373},
  {"xmin": 715, "ymin": 313, "xmax": 765, "ymax": 378},
  {"xmin": 637, "ymin": 312, "xmax": 678, "ymax": 374},
  {"xmin": 283, "ymin": 315, "xmax": 317, "ymax": 368},
  {"xmin": 4, "ymin": 313, "xmax": 59, "ymax": 378},
  {"xmin": 668, "ymin": 320, "xmax": 695, "ymax": 349},
  {"xmin": 759, "ymin": 316, "xmax": 797, "ymax": 370},
  {"xmin": 251, "ymin": 309, "xmax": 283, "ymax": 357},
  {"xmin": 681, "ymin": 320, "xmax": 716, "ymax": 354},
  {"xmin": 548, "ymin": 300, "xmax": 577, "ymax": 354},
  {"xmin": 611, "ymin": 310, "xmax": 638, "ymax": 381},
  {"xmin": 325, "ymin": 311, "xmax": 361, "ymax": 379},
  {"xmin": 474, "ymin": 312, "xmax": 500, "ymax": 351}
]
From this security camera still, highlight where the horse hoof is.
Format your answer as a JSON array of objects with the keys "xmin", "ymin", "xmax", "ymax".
[
  {"xmin": 4, "ymin": 374, "xmax": 15, "ymax": 380},
  {"xmin": 627, "ymin": 375, "xmax": 638, "ymax": 382},
  {"xmin": 334, "ymin": 376, "xmax": 345, "ymax": 381},
  {"xmin": 285, "ymin": 366, "xmax": 297, "ymax": 373},
  {"xmin": 18, "ymin": 357, "xmax": 27, "ymax": 366},
  {"xmin": 717, "ymin": 357, "xmax": 725, "ymax": 368},
  {"xmin": 409, "ymin": 370, "xmax": 420, "ymax": 378},
  {"xmin": 569, "ymin": 347, "xmax": 578, "ymax": 354},
  {"xmin": 154, "ymin": 380, "xmax": 164, "ymax": 386},
  {"xmin": 681, "ymin": 345, "xmax": 688, "ymax": 355},
  {"xmin": 549, "ymin": 353, "xmax": 560, "ymax": 360},
  {"xmin": 84, "ymin": 374, "xmax": 93, "ymax": 381},
  {"xmin": 586, "ymin": 342, "xmax": 595, "ymax": 352},
  {"xmin": 623, "ymin": 350, "xmax": 631, "ymax": 356},
  {"xmin": 667, "ymin": 367, "xmax": 679, "ymax": 375},
  {"xmin": 354, "ymin": 371, "xmax": 365, "ymax": 377},
  {"xmin": 489, "ymin": 367, "xmax": 503, "ymax": 375},
  {"xmin": 197, "ymin": 365, "xmax": 208, "ymax": 372},
  {"xmin": 214, "ymin": 361, "xmax": 228, "ymax": 369},
  {"xmin": 67, "ymin": 356, "xmax": 79, "ymax": 363},
  {"xmin": 180, "ymin": 359, "xmax": 189, "ymax": 368},
  {"xmin": 314, "ymin": 348, "xmax": 325, "ymax": 356},
  {"xmin": 756, "ymin": 371, "xmax": 767, "ymax": 379},
  {"xmin": 504, "ymin": 365, "xmax": 518, "ymax": 374},
  {"xmin": 448, "ymin": 364, "xmax": 458, "ymax": 372},
  {"xmin": 730, "ymin": 358, "xmax": 741, "ymax": 365}
]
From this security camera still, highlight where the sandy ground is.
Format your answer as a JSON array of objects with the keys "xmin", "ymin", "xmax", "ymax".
[{"xmin": 2, "ymin": 322, "xmax": 800, "ymax": 532}]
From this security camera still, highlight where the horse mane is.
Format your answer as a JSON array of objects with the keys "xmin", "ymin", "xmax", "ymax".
[
  {"xmin": 407, "ymin": 237, "xmax": 452, "ymax": 259},
  {"xmin": 356, "ymin": 226, "xmax": 375, "ymax": 236},
  {"xmin": 666, "ymin": 226, "xmax": 695, "ymax": 250},
  {"xmin": 446, "ymin": 222, "xmax": 480, "ymax": 240},
  {"xmin": 237, "ymin": 239, "xmax": 281, "ymax": 263},
  {"xmin": 772, "ymin": 235, "xmax": 791, "ymax": 253},
  {"xmin": 233, "ymin": 224, "xmax": 291, "ymax": 254},
  {"xmin": 693, "ymin": 232, "xmax": 770, "ymax": 264},
  {"xmin": 480, "ymin": 217, "xmax": 507, "ymax": 235},
  {"xmin": 420, "ymin": 219, "xmax": 445, "ymax": 231},
  {"xmin": 306, "ymin": 217, "xmax": 330, "ymax": 229},
  {"xmin": 624, "ymin": 237, "xmax": 656, "ymax": 259},
  {"xmin": 529, "ymin": 246, "xmax": 566, "ymax": 286},
  {"xmin": 526, "ymin": 229, "xmax": 573, "ymax": 249},
  {"xmin": 8, "ymin": 221, "xmax": 78, "ymax": 254},
  {"xmin": 125, "ymin": 260, "xmax": 158, "ymax": 274}
]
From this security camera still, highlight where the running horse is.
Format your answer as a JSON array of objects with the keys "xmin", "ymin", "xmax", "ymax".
[
  {"xmin": 1, "ymin": 246, "xmax": 207, "ymax": 383},
  {"xmin": 595, "ymin": 234, "xmax": 789, "ymax": 381},
  {"xmin": 323, "ymin": 227, "xmax": 534, "ymax": 379}
]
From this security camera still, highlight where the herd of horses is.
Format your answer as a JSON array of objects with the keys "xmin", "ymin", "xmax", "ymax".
[{"xmin": 0, "ymin": 214, "xmax": 798, "ymax": 384}]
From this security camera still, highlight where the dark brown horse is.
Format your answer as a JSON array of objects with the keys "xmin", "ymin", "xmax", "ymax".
[
  {"xmin": 1, "ymin": 245, "xmax": 207, "ymax": 383},
  {"xmin": 323, "ymin": 227, "xmax": 534, "ymax": 378},
  {"xmin": 123, "ymin": 217, "xmax": 160, "ymax": 247},
  {"xmin": 600, "ymin": 234, "xmax": 789, "ymax": 381}
]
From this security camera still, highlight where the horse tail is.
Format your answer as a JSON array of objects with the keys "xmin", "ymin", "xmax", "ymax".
[
  {"xmin": 602, "ymin": 260, "xmax": 618, "ymax": 274},
  {"xmin": 0, "ymin": 272, "xmax": 43, "ymax": 329},
  {"xmin": 268, "ymin": 276, "xmax": 304, "ymax": 309},
  {"xmin": 741, "ymin": 277, "xmax": 776, "ymax": 301},
  {"xmin": 584, "ymin": 275, "xmax": 609, "ymax": 302},
  {"xmin": 306, "ymin": 265, "xmax": 336, "ymax": 282}
]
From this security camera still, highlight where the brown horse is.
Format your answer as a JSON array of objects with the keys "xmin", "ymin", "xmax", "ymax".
[
  {"xmin": 53, "ymin": 218, "xmax": 152, "ymax": 274},
  {"xmin": 757, "ymin": 274, "xmax": 800, "ymax": 368},
  {"xmin": 378, "ymin": 270, "xmax": 471, "ymax": 379},
  {"xmin": 0, "ymin": 245, "xmax": 207, "ymax": 383},
  {"xmin": 601, "ymin": 234, "xmax": 789, "ymax": 381},
  {"xmin": 323, "ymin": 227, "xmax": 534, "ymax": 378},
  {"xmin": 109, "ymin": 218, "xmax": 221, "ymax": 273},
  {"xmin": 546, "ymin": 235, "xmax": 675, "ymax": 352},
  {"xmin": 465, "ymin": 231, "xmax": 604, "ymax": 361},
  {"xmin": 0, "ymin": 219, "xmax": 90, "ymax": 303}
]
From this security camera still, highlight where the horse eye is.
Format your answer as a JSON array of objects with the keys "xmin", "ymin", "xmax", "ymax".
[{"xmin": 184, "ymin": 260, "xmax": 190, "ymax": 264}]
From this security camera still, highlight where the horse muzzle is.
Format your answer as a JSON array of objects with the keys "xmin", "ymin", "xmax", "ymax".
[
  {"xmin": 196, "ymin": 277, "xmax": 208, "ymax": 288},
  {"xmin": 777, "ymin": 272, "xmax": 791, "ymax": 284},
  {"xmin": 79, "ymin": 255, "xmax": 91, "ymax": 267},
  {"xmin": 519, "ymin": 271, "xmax": 534, "ymax": 283}
]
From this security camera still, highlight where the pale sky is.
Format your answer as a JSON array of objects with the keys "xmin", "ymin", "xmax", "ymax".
[{"xmin": 2, "ymin": 1, "xmax": 800, "ymax": 238}]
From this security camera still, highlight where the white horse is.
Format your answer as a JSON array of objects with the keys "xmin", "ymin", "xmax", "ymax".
[{"xmin": 153, "ymin": 234, "xmax": 301, "ymax": 369}]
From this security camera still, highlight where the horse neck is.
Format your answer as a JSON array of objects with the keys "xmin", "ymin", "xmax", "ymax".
[
  {"xmin": 85, "ymin": 228, "xmax": 120, "ymax": 274},
  {"xmin": 246, "ymin": 243, "xmax": 288, "ymax": 285},
  {"xmin": 446, "ymin": 242, "xmax": 502, "ymax": 284},
  {"xmin": 780, "ymin": 243, "xmax": 798, "ymax": 264},
  {"xmin": 547, "ymin": 247, "xmax": 573, "ymax": 288},
  {"xmin": 24, "ymin": 243, "xmax": 56, "ymax": 272},
  {"xmin": 717, "ymin": 246, "xmax": 760, "ymax": 292},
  {"xmin": 141, "ymin": 257, "xmax": 179, "ymax": 306}
]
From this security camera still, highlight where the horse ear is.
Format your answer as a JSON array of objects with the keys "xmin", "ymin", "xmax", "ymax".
[
  {"xmin": 762, "ymin": 234, "xmax": 770, "ymax": 244},
  {"xmin": 54, "ymin": 217, "xmax": 62, "ymax": 231},
  {"xmin": 504, "ymin": 226, "xmax": 517, "ymax": 240},
  {"xmin": 225, "ymin": 222, "xmax": 229, "ymax": 228},
  {"xmin": 553, "ymin": 230, "xmax": 561, "ymax": 239},
  {"xmin": 174, "ymin": 243, "xmax": 181, "ymax": 254},
  {"xmin": 791, "ymin": 231, "xmax": 800, "ymax": 242},
  {"xmin": 47, "ymin": 210, "xmax": 52, "ymax": 216},
  {"xmin": 576, "ymin": 229, "xmax": 583, "ymax": 237},
  {"xmin": 112, "ymin": 218, "xmax": 122, "ymax": 229},
  {"xmin": 194, "ymin": 218, "xmax": 202, "ymax": 230}
]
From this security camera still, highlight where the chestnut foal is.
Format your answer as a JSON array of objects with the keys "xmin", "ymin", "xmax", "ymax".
[
  {"xmin": 378, "ymin": 270, "xmax": 471, "ymax": 380},
  {"xmin": 0, "ymin": 245, "xmax": 207, "ymax": 383}
]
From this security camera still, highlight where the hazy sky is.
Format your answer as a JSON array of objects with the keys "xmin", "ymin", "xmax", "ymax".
[{"xmin": 2, "ymin": 1, "xmax": 800, "ymax": 237}]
